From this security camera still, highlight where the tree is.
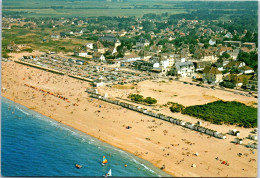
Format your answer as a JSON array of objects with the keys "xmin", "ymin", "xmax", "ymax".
[
  {"xmin": 169, "ymin": 103, "xmax": 185, "ymax": 113},
  {"xmin": 144, "ymin": 97, "xmax": 157, "ymax": 104},
  {"xmin": 141, "ymin": 21, "xmax": 155, "ymax": 33},
  {"xmin": 237, "ymin": 50, "xmax": 258, "ymax": 70},
  {"xmin": 128, "ymin": 94, "xmax": 144, "ymax": 102}
]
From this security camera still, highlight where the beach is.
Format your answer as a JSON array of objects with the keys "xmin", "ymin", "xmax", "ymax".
[
  {"xmin": 1, "ymin": 53, "xmax": 257, "ymax": 177},
  {"xmin": 2, "ymin": 97, "xmax": 167, "ymax": 177}
]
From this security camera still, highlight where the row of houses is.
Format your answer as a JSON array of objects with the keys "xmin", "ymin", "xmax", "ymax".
[{"xmin": 87, "ymin": 91, "xmax": 227, "ymax": 140}]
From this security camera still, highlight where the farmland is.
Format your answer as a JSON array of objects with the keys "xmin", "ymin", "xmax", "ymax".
[
  {"xmin": 3, "ymin": 0, "xmax": 257, "ymax": 18},
  {"xmin": 3, "ymin": 0, "xmax": 188, "ymax": 17}
]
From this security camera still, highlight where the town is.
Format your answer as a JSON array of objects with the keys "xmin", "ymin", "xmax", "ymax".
[
  {"xmin": 2, "ymin": 11, "xmax": 258, "ymax": 93},
  {"xmin": 1, "ymin": 0, "xmax": 258, "ymax": 177}
]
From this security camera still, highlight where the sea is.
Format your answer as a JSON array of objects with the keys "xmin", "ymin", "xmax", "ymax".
[{"xmin": 1, "ymin": 97, "xmax": 171, "ymax": 177}]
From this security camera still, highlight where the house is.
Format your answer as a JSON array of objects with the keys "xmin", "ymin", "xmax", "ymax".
[
  {"xmin": 248, "ymin": 134, "xmax": 257, "ymax": 141},
  {"xmin": 151, "ymin": 67, "xmax": 170, "ymax": 76},
  {"xmin": 212, "ymin": 63, "xmax": 224, "ymax": 71},
  {"xmin": 224, "ymin": 61, "xmax": 245, "ymax": 69},
  {"xmin": 148, "ymin": 58, "xmax": 170, "ymax": 76},
  {"xmin": 238, "ymin": 66, "xmax": 254, "ymax": 74},
  {"xmin": 222, "ymin": 58, "xmax": 232, "ymax": 66},
  {"xmin": 136, "ymin": 37, "xmax": 150, "ymax": 49},
  {"xmin": 50, "ymin": 34, "xmax": 60, "ymax": 39},
  {"xmin": 194, "ymin": 47, "xmax": 218, "ymax": 62},
  {"xmin": 122, "ymin": 53, "xmax": 141, "ymax": 63},
  {"xmin": 166, "ymin": 54, "xmax": 175, "ymax": 67},
  {"xmin": 224, "ymin": 41, "xmax": 241, "ymax": 48},
  {"xmin": 224, "ymin": 32, "xmax": 233, "ymax": 39},
  {"xmin": 234, "ymin": 138, "xmax": 243, "ymax": 144},
  {"xmin": 242, "ymin": 42, "xmax": 256, "ymax": 50},
  {"xmin": 172, "ymin": 60, "xmax": 195, "ymax": 77},
  {"xmin": 160, "ymin": 59, "xmax": 169, "ymax": 68},
  {"xmin": 99, "ymin": 34, "xmax": 119, "ymax": 43},
  {"xmin": 222, "ymin": 74, "xmax": 252, "ymax": 88},
  {"xmin": 95, "ymin": 41, "xmax": 106, "ymax": 53},
  {"xmin": 218, "ymin": 46, "xmax": 239, "ymax": 60},
  {"xmin": 100, "ymin": 54, "xmax": 106, "ymax": 62},
  {"xmin": 84, "ymin": 43, "xmax": 94, "ymax": 50},
  {"xmin": 246, "ymin": 75, "xmax": 258, "ymax": 91},
  {"xmin": 74, "ymin": 50, "xmax": 88, "ymax": 57},
  {"xmin": 240, "ymin": 47, "xmax": 251, "ymax": 53},
  {"xmin": 247, "ymin": 142, "xmax": 257, "ymax": 149},
  {"xmin": 93, "ymin": 76, "xmax": 104, "ymax": 87},
  {"xmin": 229, "ymin": 129, "xmax": 240, "ymax": 136},
  {"xmin": 168, "ymin": 36, "xmax": 175, "ymax": 41},
  {"xmin": 132, "ymin": 60, "xmax": 153, "ymax": 71},
  {"xmin": 203, "ymin": 66, "xmax": 223, "ymax": 83},
  {"xmin": 115, "ymin": 40, "xmax": 121, "ymax": 48},
  {"xmin": 209, "ymin": 39, "xmax": 216, "ymax": 46},
  {"xmin": 193, "ymin": 61, "xmax": 211, "ymax": 72}
]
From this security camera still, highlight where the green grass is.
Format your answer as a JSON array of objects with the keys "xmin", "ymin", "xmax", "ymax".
[
  {"xmin": 2, "ymin": 25, "xmax": 91, "ymax": 53},
  {"xmin": 3, "ymin": 0, "xmax": 187, "ymax": 17},
  {"xmin": 182, "ymin": 100, "xmax": 257, "ymax": 128},
  {"xmin": 3, "ymin": 8, "xmax": 187, "ymax": 18}
]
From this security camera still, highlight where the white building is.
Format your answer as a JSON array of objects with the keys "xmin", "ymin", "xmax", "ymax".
[
  {"xmin": 115, "ymin": 40, "xmax": 121, "ymax": 48},
  {"xmin": 85, "ymin": 43, "xmax": 93, "ymax": 49},
  {"xmin": 161, "ymin": 59, "xmax": 169, "ymax": 68},
  {"xmin": 209, "ymin": 39, "xmax": 216, "ymax": 46},
  {"xmin": 248, "ymin": 134, "xmax": 257, "ymax": 141},
  {"xmin": 100, "ymin": 54, "xmax": 106, "ymax": 62},
  {"xmin": 167, "ymin": 55, "xmax": 175, "ymax": 67},
  {"xmin": 153, "ymin": 62, "xmax": 160, "ymax": 68},
  {"xmin": 112, "ymin": 47, "xmax": 117, "ymax": 54},
  {"xmin": 173, "ymin": 60, "xmax": 195, "ymax": 77},
  {"xmin": 238, "ymin": 66, "xmax": 254, "ymax": 74},
  {"xmin": 234, "ymin": 138, "xmax": 243, "ymax": 144},
  {"xmin": 74, "ymin": 51, "xmax": 88, "ymax": 57},
  {"xmin": 94, "ymin": 76, "xmax": 104, "ymax": 87}
]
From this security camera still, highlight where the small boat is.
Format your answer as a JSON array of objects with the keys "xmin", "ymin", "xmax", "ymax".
[
  {"xmin": 104, "ymin": 169, "xmax": 112, "ymax": 177},
  {"xmin": 102, "ymin": 156, "xmax": 108, "ymax": 166},
  {"xmin": 75, "ymin": 164, "xmax": 82, "ymax": 168}
]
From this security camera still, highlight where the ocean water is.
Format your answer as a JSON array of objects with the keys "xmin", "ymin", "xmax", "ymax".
[{"xmin": 1, "ymin": 97, "xmax": 171, "ymax": 177}]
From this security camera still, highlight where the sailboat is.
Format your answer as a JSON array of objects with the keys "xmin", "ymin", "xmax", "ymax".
[
  {"xmin": 75, "ymin": 164, "xmax": 82, "ymax": 169},
  {"xmin": 104, "ymin": 169, "xmax": 112, "ymax": 177},
  {"xmin": 102, "ymin": 156, "xmax": 108, "ymax": 166}
]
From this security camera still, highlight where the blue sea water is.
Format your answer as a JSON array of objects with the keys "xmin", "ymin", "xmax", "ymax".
[{"xmin": 1, "ymin": 97, "xmax": 171, "ymax": 177}]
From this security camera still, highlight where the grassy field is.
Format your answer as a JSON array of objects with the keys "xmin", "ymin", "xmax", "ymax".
[
  {"xmin": 2, "ymin": 25, "xmax": 92, "ymax": 54},
  {"xmin": 3, "ymin": 0, "xmax": 187, "ymax": 17},
  {"xmin": 3, "ymin": 0, "xmax": 257, "ymax": 18},
  {"xmin": 182, "ymin": 101, "xmax": 257, "ymax": 128},
  {"xmin": 3, "ymin": 9, "xmax": 187, "ymax": 18}
]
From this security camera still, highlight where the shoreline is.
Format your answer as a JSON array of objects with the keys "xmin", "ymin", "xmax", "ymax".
[
  {"xmin": 1, "ymin": 58, "xmax": 257, "ymax": 177},
  {"xmin": 2, "ymin": 96, "xmax": 170, "ymax": 177}
]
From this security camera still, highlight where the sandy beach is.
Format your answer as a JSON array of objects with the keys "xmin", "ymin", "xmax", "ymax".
[{"xmin": 1, "ymin": 53, "xmax": 257, "ymax": 177}]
